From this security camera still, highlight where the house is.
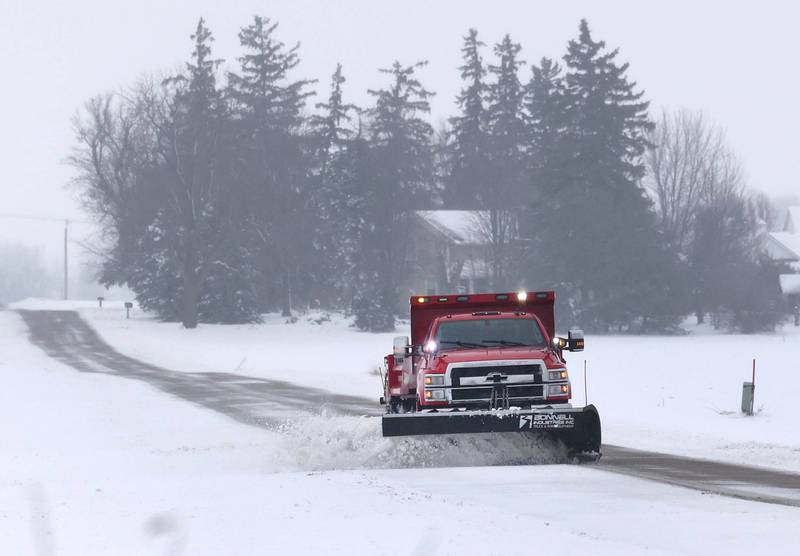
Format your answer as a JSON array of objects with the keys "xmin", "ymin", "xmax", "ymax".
[
  {"xmin": 405, "ymin": 210, "xmax": 491, "ymax": 295},
  {"xmin": 765, "ymin": 206, "xmax": 800, "ymax": 323}
]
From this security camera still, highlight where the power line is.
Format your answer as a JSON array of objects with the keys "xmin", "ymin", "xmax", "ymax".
[{"xmin": 0, "ymin": 213, "xmax": 93, "ymax": 225}]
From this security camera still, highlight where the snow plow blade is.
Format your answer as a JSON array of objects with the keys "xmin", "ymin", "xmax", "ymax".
[{"xmin": 382, "ymin": 404, "xmax": 601, "ymax": 459}]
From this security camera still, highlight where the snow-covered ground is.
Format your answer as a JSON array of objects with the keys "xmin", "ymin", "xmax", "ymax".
[
  {"xmin": 22, "ymin": 298, "xmax": 794, "ymax": 473},
  {"xmin": 2, "ymin": 307, "xmax": 799, "ymax": 555}
]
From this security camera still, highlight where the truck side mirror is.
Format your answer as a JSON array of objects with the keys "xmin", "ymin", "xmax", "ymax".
[
  {"xmin": 393, "ymin": 336, "xmax": 410, "ymax": 361},
  {"xmin": 567, "ymin": 329, "xmax": 585, "ymax": 352}
]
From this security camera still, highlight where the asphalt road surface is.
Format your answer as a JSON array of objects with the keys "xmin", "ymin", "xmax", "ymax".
[{"xmin": 16, "ymin": 309, "xmax": 800, "ymax": 508}]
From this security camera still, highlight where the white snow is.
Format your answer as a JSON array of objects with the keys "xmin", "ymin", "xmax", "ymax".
[
  {"xmin": 2, "ymin": 308, "xmax": 800, "ymax": 555},
  {"xmin": 779, "ymin": 273, "xmax": 800, "ymax": 295},
  {"xmin": 416, "ymin": 210, "xmax": 487, "ymax": 244},
  {"xmin": 63, "ymin": 301, "xmax": 800, "ymax": 473},
  {"xmin": 769, "ymin": 231, "xmax": 800, "ymax": 260}
]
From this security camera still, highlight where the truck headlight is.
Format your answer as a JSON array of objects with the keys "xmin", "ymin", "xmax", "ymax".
[
  {"xmin": 424, "ymin": 375, "xmax": 445, "ymax": 386},
  {"xmin": 548, "ymin": 384, "xmax": 569, "ymax": 396},
  {"xmin": 424, "ymin": 389, "xmax": 446, "ymax": 400},
  {"xmin": 548, "ymin": 370, "xmax": 568, "ymax": 381}
]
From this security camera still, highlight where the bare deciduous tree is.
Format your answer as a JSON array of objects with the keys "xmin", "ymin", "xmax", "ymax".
[
  {"xmin": 473, "ymin": 209, "xmax": 516, "ymax": 289},
  {"xmin": 70, "ymin": 86, "xmax": 158, "ymax": 229},
  {"xmin": 645, "ymin": 109, "xmax": 745, "ymax": 252}
]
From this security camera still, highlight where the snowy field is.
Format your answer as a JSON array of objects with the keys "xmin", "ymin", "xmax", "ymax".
[
  {"xmin": 2, "ymin": 307, "xmax": 800, "ymax": 555},
  {"xmin": 25, "ymin": 298, "xmax": 799, "ymax": 473}
]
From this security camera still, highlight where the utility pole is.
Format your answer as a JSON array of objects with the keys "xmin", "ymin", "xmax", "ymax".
[
  {"xmin": 64, "ymin": 219, "xmax": 69, "ymax": 300},
  {"xmin": 0, "ymin": 212, "xmax": 90, "ymax": 301}
]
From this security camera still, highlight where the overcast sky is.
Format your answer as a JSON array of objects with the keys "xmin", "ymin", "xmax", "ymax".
[{"xmin": 1, "ymin": 0, "xmax": 799, "ymax": 263}]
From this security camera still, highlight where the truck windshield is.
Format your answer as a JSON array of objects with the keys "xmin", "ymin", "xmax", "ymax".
[{"xmin": 433, "ymin": 318, "xmax": 546, "ymax": 351}]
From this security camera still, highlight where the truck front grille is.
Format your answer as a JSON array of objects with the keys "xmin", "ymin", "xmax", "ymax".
[
  {"xmin": 450, "ymin": 384, "xmax": 544, "ymax": 402},
  {"xmin": 450, "ymin": 364, "xmax": 542, "ymax": 387}
]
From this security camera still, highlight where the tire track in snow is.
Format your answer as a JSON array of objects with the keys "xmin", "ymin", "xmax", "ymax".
[{"xmin": 17, "ymin": 310, "xmax": 378, "ymax": 430}]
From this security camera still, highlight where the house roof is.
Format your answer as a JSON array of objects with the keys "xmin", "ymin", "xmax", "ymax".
[
  {"xmin": 768, "ymin": 232, "xmax": 800, "ymax": 261},
  {"xmin": 415, "ymin": 210, "xmax": 488, "ymax": 245},
  {"xmin": 779, "ymin": 274, "xmax": 800, "ymax": 295}
]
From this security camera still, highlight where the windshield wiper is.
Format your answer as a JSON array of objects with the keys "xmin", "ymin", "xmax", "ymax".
[
  {"xmin": 481, "ymin": 339, "xmax": 529, "ymax": 347},
  {"xmin": 439, "ymin": 340, "xmax": 485, "ymax": 349}
]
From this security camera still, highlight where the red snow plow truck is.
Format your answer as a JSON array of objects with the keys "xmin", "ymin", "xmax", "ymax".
[{"xmin": 380, "ymin": 291, "xmax": 601, "ymax": 461}]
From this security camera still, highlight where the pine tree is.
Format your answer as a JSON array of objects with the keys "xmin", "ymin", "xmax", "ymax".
[
  {"xmin": 564, "ymin": 20, "xmax": 653, "ymax": 186},
  {"xmin": 352, "ymin": 61, "xmax": 435, "ymax": 331},
  {"xmin": 228, "ymin": 16, "xmax": 316, "ymax": 316},
  {"xmin": 368, "ymin": 61, "xmax": 435, "ymax": 202},
  {"xmin": 311, "ymin": 63, "xmax": 356, "ymax": 161},
  {"xmin": 486, "ymin": 35, "xmax": 525, "ymax": 204},
  {"xmin": 538, "ymin": 19, "xmax": 679, "ymax": 330},
  {"xmin": 524, "ymin": 57, "xmax": 568, "ymax": 191},
  {"xmin": 335, "ymin": 125, "xmax": 377, "ymax": 310},
  {"xmin": 228, "ymin": 16, "xmax": 314, "ymax": 129},
  {"xmin": 445, "ymin": 29, "xmax": 489, "ymax": 209},
  {"xmin": 160, "ymin": 18, "xmax": 231, "ymax": 328},
  {"xmin": 308, "ymin": 64, "xmax": 359, "ymax": 307},
  {"xmin": 484, "ymin": 34, "xmax": 525, "ymax": 288},
  {"xmin": 519, "ymin": 57, "xmax": 570, "ymax": 269}
]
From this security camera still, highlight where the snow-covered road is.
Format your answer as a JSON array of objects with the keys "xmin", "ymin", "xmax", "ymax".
[
  {"xmin": 64, "ymin": 300, "xmax": 800, "ymax": 473},
  {"xmin": 14, "ymin": 308, "xmax": 800, "ymax": 504},
  {"xmin": 3, "ymin": 308, "xmax": 800, "ymax": 555}
]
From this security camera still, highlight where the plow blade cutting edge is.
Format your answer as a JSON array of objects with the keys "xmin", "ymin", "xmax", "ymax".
[{"xmin": 382, "ymin": 404, "xmax": 601, "ymax": 459}]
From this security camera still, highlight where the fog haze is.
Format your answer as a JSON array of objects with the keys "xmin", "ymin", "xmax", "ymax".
[{"xmin": 1, "ymin": 0, "xmax": 798, "ymax": 261}]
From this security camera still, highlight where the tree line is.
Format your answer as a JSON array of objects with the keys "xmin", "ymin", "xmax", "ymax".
[{"xmin": 70, "ymin": 17, "xmax": 789, "ymax": 332}]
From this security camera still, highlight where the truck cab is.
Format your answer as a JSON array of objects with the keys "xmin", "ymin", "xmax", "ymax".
[{"xmin": 383, "ymin": 291, "xmax": 584, "ymax": 413}]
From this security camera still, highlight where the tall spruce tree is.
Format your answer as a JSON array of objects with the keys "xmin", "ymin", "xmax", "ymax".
[
  {"xmin": 311, "ymin": 63, "xmax": 356, "ymax": 162},
  {"xmin": 445, "ymin": 28, "xmax": 489, "ymax": 209},
  {"xmin": 228, "ymin": 16, "xmax": 316, "ymax": 316},
  {"xmin": 486, "ymin": 34, "xmax": 526, "ymax": 205},
  {"xmin": 228, "ymin": 16, "xmax": 314, "ymax": 128},
  {"xmin": 353, "ymin": 61, "xmax": 435, "ymax": 331},
  {"xmin": 146, "ymin": 18, "xmax": 252, "ymax": 328},
  {"xmin": 519, "ymin": 58, "xmax": 570, "ymax": 266},
  {"xmin": 309, "ymin": 64, "xmax": 359, "ymax": 307},
  {"xmin": 172, "ymin": 18, "xmax": 225, "ymax": 328},
  {"xmin": 533, "ymin": 20, "xmax": 681, "ymax": 330},
  {"xmin": 485, "ymin": 34, "xmax": 526, "ymax": 288},
  {"xmin": 524, "ymin": 57, "xmax": 569, "ymax": 193}
]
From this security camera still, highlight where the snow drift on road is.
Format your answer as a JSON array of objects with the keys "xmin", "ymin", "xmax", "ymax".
[{"xmin": 272, "ymin": 412, "xmax": 565, "ymax": 471}]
